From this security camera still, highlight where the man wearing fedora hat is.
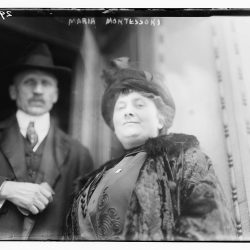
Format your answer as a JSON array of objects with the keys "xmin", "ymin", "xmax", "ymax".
[{"xmin": 0, "ymin": 43, "xmax": 93, "ymax": 240}]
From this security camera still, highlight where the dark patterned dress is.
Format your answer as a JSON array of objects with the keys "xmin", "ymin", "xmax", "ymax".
[{"xmin": 66, "ymin": 133, "xmax": 236, "ymax": 241}]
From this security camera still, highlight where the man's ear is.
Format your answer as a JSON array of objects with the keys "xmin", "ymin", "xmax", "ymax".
[
  {"xmin": 9, "ymin": 85, "xmax": 17, "ymax": 101},
  {"xmin": 52, "ymin": 87, "xmax": 59, "ymax": 104}
]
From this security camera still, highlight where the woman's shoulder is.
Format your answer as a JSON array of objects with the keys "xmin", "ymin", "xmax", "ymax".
[{"xmin": 144, "ymin": 133, "xmax": 200, "ymax": 158}]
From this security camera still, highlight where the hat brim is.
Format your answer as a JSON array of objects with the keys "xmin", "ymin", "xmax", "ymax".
[{"xmin": 1, "ymin": 64, "xmax": 72, "ymax": 85}]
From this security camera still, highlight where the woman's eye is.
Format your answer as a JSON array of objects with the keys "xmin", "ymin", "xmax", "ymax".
[
  {"xmin": 116, "ymin": 104, "xmax": 126, "ymax": 110},
  {"xmin": 135, "ymin": 101, "xmax": 145, "ymax": 108}
]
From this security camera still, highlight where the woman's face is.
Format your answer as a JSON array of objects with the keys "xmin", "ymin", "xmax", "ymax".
[{"xmin": 113, "ymin": 91, "xmax": 164, "ymax": 149}]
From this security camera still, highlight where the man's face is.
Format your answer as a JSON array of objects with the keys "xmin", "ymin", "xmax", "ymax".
[{"xmin": 9, "ymin": 70, "xmax": 58, "ymax": 116}]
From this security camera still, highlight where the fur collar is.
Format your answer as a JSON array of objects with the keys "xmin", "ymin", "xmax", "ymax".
[
  {"xmin": 73, "ymin": 133, "xmax": 199, "ymax": 195},
  {"xmin": 144, "ymin": 133, "xmax": 199, "ymax": 158}
]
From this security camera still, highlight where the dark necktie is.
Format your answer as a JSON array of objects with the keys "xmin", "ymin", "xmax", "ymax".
[
  {"xmin": 21, "ymin": 121, "xmax": 39, "ymax": 239},
  {"xmin": 26, "ymin": 121, "xmax": 38, "ymax": 149}
]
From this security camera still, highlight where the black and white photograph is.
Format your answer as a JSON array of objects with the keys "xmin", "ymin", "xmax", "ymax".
[{"xmin": 0, "ymin": 8, "xmax": 249, "ymax": 242}]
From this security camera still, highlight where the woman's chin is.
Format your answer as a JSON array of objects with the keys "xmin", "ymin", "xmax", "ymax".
[{"xmin": 120, "ymin": 135, "xmax": 147, "ymax": 149}]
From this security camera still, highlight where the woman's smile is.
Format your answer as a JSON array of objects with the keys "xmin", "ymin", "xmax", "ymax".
[{"xmin": 123, "ymin": 121, "xmax": 140, "ymax": 125}]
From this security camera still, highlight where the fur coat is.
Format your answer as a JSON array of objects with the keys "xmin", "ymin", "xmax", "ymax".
[{"xmin": 66, "ymin": 133, "xmax": 236, "ymax": 241}]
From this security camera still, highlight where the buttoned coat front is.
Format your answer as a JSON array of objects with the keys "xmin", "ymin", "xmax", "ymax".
[{"xmin": 0, "ymin": 116, "xmax": 93, "ymax": 240}]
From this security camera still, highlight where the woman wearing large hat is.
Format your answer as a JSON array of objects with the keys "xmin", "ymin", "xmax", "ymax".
[{"xmin": 66, "ymin": 58, "xmax": 235, "ymax": 241}]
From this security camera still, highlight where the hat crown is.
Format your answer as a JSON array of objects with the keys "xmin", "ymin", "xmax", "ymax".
[
  {"xmin": 17, "ymin": 43, "xmax": 54, "ymax": 68},
  {"xmin": 1, "ymin": 42, "xmax": 71, "ymax": 85},
  {"xmin": 101, "ymin": 57, "xmax": 176, "ymax": 130}
]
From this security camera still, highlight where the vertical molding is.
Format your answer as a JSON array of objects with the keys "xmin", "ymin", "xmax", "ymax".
[
  {"xmin": 69, "ymin": 53, "xmax": 85, "ymax": 140},
  {"xmin": 152, "ymin": 18, "xmax": 166, "ymax": 74},
  {"xmin": 230, "ymin": 20, "xmax": 250, "ymax": 155},
  {"xmin": 211, "ymin": 20, "xmax": 243, "ymax": 239},
  {"xmin": 70, "ymin": 26, "xmax": 112, "ymax": 168},
  {"xmin": 229, "ymin": 20, "xmax": 250, "ymax": 237},
  {"xmin": 230, "ymin": 22, "xmax": 246, "ymax": 132}
]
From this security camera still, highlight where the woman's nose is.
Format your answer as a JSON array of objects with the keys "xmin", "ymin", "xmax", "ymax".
[
  {"xmin": 124, "ymin": 106, "xmax": 135, "ymax": 117},
  {"xmin": 125, "ymin": 112, "xmax": 134, "ymax": 117}
]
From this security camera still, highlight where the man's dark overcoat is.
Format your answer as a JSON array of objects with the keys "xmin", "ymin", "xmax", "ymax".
[{"xmin": 0, "ymin": 116, "xmax": 93, "ymax": 240}]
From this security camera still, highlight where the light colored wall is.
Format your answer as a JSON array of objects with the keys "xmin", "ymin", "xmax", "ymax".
[
  {"xmin": 70, "ymin": 27, "xmax": 112, "ymax": 168},
  {"xmin": 137, "ymin": 16, "xmax": 250, "ymax": 239},
  {"xmin": 154, "ymin": 17, "xmax": 232, "ymax": 203}
]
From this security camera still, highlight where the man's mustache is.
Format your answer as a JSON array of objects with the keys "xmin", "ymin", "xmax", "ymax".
[{"xmin": 28, "ymin": 98, "xmax": 45, "ymax": 104}]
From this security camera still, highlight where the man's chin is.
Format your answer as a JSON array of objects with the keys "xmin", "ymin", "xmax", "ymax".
[{"xmin": 24, "ymin": 107, "xmax": 48, "ymax": 116}]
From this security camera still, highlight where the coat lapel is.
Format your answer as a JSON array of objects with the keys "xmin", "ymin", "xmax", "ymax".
[
  {"xmin": 39, "ymin": 120, "xmax": 70, "ymax": 188},
  {"xmin": 0, "ymin": 117, "xmax": 27, "ymax": 182}
]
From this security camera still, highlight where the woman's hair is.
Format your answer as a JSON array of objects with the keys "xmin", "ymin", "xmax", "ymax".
[
  {"xmin": 101, "ymin": 58, "xmax": 175, "ymax": 134},
  {"xmin": 139, "ymin": 91, "xmax": 175, "ymax": 135}
]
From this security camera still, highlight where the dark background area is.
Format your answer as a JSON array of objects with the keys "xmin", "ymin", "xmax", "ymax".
[{"xmin": 0, "ymin": 17, "xmax": 84, "ymax": 131}]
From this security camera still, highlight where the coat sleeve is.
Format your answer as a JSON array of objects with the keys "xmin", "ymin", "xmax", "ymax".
[
  {"xmin": 0, "ymin": 179, "xmax": 7, "ymax": 211},
  {"xmin": 0, "ymin": 177, "xmax": 7, "ymax": 187},
  {"xmin": 0, "ymin": 177, "xmax": 12, "ymax": 213},
  {"xmin": 173, "ymin": 146, "xmax": 236, "ymax": 241}
]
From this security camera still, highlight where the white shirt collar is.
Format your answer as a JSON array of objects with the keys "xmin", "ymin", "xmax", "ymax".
[{"xmin": 16, "ymin": 110, "xmax": 50, "ymax": 151}]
